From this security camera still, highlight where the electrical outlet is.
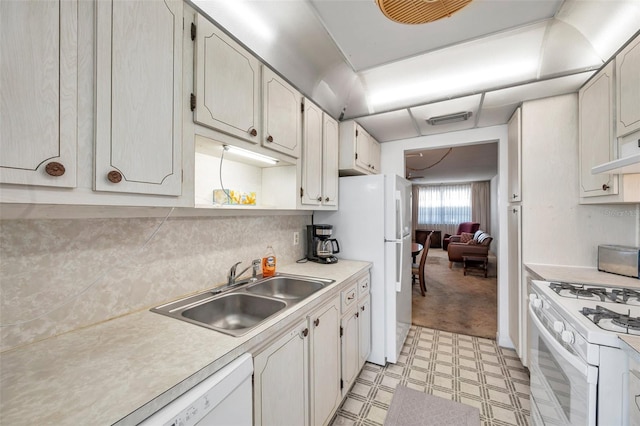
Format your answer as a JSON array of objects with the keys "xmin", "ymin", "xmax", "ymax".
[{"xmin": 293, "ymin": 231, "xmax": 300, "ymax": 245}]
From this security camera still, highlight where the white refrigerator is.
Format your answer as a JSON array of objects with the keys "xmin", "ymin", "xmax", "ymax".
[{"xmin": 315, "ymin": 174, "xmax": 412, "ymax": 365}]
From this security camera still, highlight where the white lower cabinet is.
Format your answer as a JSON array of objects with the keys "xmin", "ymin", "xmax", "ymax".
[
  {"xmin": 310, "ymin": 297, "xmax": 341, "ymax": 426},
  {"xmin": 358, "ymin": 294, "xmax": 372, "ymax": 367},
  {"xmin": 253, "ymin": 295, "xmax": 341, "ymax": 426},
  {"xmin": 341, "ymin": 305, "xmax": 360, "ymax": 396},
  {"xmin": 254, "ymin": 318, "xmax": 310, "ymax": 426}
]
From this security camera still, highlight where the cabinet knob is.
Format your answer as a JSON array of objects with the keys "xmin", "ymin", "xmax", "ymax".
[
  {"xmin": 361, "ymin": 306, "xmax": 365, "ymax": 312},
  {"xmin": 314, "ymin": 318, "xmax": 320, "ymax": 327},
  {"xmin": 301, "ymin": 328, "xmax": 309, "ymax": 338},
  {"xmin": 248, "ymin": 128, "xmax": 257, "ymax": 137},
  {"xmin": 107, "ymin": 170, "xmax": 123, "ymax": 183},
  {"xmin": 317, "ymin": 196, "xmax": 322, "ymax": 202},
  {"xmin": 266, "ymin": 135, "xmax": 273, "ymax": 143},
  {"xmin": 355, "ymin": 312, "xmax": 359, "ymax": 318},
  {"xmin": 325, "ymin": 197, "xmax": 330, "ymax": 202},
  {"xmin": 512, "ymin": 193, "xmax": 517, "ymax": 199},
  {"xmin": 602, "ymin": 184, "xmax": 610, "ymax": 191},
  {"xmin": 45, "ymin": 162, "xmax": 65, "ymax": 177}
]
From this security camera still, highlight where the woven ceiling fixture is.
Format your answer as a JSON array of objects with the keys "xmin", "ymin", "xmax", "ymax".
[{"xmin": 376, "ymin": 0, "xmax": 473, "ymax": 25}]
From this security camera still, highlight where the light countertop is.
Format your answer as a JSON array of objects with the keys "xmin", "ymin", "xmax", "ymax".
[
  {"xmin": 0, "ymin": 260, "xmax": 371, "ymax": 426},
  {"xmin": 525, "ymin": 263, "xmax": 640, "ymax": 289}
]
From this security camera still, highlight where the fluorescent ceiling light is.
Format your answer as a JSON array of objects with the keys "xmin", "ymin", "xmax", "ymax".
[
  {"xmin": 367, "ymin": 58, "xmax": 538, "ymax": 109},
  {"xmin": 223, "ymin": 145, "xmax": 279, "ymax": 165},
  {"xmin": 426, "ymin": 111, "xmax": 472, "ymax": 125}
]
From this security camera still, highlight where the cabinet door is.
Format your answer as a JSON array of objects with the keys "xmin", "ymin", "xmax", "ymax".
[
  {"xmin": 0, "ymin": 0, "xmax": 77, "ymax": 188},
  {"xmin": 507, "ymin": 205, "xmax": 522, "ymax": 358},
  {"xmin": 507, "ymin": 107, "xmax": 522, "ymax": 202},
  {"xmin": 254, "ymin": 320, "xmax": 309, "ymax": 426},
  {"xmin": 358, "ymin": 295, "xmax": 371, "ymax": 368},
  {"xmin": 369, "ymin": 137, "xmax": 381, "ymax": 174},
  {"xmin": 310, "ymin": 297, "xmax": 341, "ymax": 426},
  {"xmin": 341, "ymin": 307, "xmax": 359, "ymax": 396},
  {"xmin": 578, "ymin": 62, "xmax": 618, "ymax": 197},
  {"xmin": 301, "ymin": 99, "xmax": 323, "ymax": 206},
  {"xmin": 322, "ymin": 114, "xmax": 339, "ymax": 206},
  {"xmin": 616, "ymin": 35, "xmax": 640, "ymax": 137},
  {"xmin": 194, "ymin": 14, "xmax": 261, "ymax": 143},
  {"xmin": 95, "ymin": 0, "xmax": 182, "ymax": 196},
  {"xmin": 263, "ymin": 67, "xmax": 301, "ymax": 158},
  {"xmin": 354, "ymin": 126, "xmax": 370, "ymax": 172}
]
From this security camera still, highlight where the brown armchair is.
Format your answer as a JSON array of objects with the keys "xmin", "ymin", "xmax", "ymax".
[
  {"xmin": 442, "ymin": 222, "xmax": 480, "ymax": 250},
  {"xmin": 447, "ymin": 231, "xmax": 493, "ymax": 267}
]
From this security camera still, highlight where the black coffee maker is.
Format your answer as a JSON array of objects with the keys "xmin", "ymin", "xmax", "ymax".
[{"xmin": 306, "ymin": 224, "xmax": 340, "ymax": 264}]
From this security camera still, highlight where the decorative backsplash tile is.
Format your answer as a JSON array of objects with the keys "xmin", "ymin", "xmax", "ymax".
[{"xmin": 0, "ymin": 214, "xmax": 311, "ymax": 352}]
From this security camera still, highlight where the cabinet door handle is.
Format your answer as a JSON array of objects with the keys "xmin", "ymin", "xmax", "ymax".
[
  {"xmin": 314, "ymin": 318, "xmax": 320, "ymax": 327},
  {"xmin": 317, "ymin": 196, "xmax": 322, "ymax": 202},
  {"xmin": 107, "ymin": 170, "xmax": 123, "ymax": 183},
  {"xmin": 266, "ymin": 135, "xmax": 273, "ymax": 143},
  {"xmin": 301, "ymin": 328, "xmax": 309, "ymax": 338},
  {"xmin": 602, "ymin": 184, "xmax": 610, "ymax": 191},
  {"xmin": 347, "ymin": 294, "xmax": 355, "ymax": 301},
  {"xmin": 248, "ymin": 128, "xmax": 257, "ymax": 137},
  {"xmin": 512, "ymin": 193, "xmax": 517, "ymax": 199},
  {"xmin": 45, "ymin": 162, "xmax": 65, "ymax": 177},
  {"xmin": 355, "ymin": 312, "xmax": 359, "ymax": 318},
  {"xmin": 325, "ymin": 197, "xmax": 330, "ymax": 202},
  {"xmin": 361, "ymin": 306, "xmax": 365, "ymax": 312}
]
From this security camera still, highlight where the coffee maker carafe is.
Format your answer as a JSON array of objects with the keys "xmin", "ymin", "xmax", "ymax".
[{"xmin": 306, "ymin": 224, "xmax": 340, "ymax": 264}]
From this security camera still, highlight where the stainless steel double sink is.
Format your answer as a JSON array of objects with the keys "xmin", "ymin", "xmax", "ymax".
[{"xmin": 151, "ymin": 274, "xmax": 334, "ymax": 336}]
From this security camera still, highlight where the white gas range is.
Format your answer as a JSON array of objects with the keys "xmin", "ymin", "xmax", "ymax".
[{"xmin": 529, "ymin": 279, "xmax": 640, "ymax": 426}]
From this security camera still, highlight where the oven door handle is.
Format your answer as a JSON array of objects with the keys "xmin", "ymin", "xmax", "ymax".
[{"xmin": 528, "ymin": 303, "xmax": 597, "ymax": 384}]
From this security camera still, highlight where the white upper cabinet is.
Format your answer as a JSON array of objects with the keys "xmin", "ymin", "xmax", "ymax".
[
  {"xmin": 262, "ymin": 67, "xmax": 302, "ymax": 158},
  {"xmin": 339, "ymin": 121, "xmax": 380, "ymax": 175},
  {"xmin": 301, "ymin": 100, "xmax": 323, "ymax": 205},
  {"xmin": 0, "ymin": 0, "xmax": 77, "ymax": 188},
  {"xmin": 616, "ymin": 34, "xmax": 640, "ymax": 137},
  {"xmin": 300, "ymin": 99, "xmax": 339, "ymax": 208},
  {"xmin": 193, "ymin": 14, "xmax": 261, "ymax": 143},
  {"xmin": 95, "ymin": 0, "xmax": 182, "ymax": 196},
  {"xmin": 507, "ymin": 107, "xmax": 522, "ymax": 202},
  {"xmin": 322, "ymin": 113, "xmax": 339, "ymax": 207},
  {"xmin": 578, "ymin": 62, "xmax": 618, "ymax": 198}
]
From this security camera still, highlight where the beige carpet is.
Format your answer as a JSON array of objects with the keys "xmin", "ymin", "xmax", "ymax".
[{"xmin": 411, "ymin": 249, "xmax": 497, "ymax": 340}]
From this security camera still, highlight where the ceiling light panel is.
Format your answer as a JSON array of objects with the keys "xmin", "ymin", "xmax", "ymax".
[
  {"xmin": 410, "ymin": 94, "xmax": 482, "ymax": 135},
  {"xmin": 356, "ymin": 109, "xmax": 419, "ymax": 142},
  {"xmin": 376, "ymin": 0, "xmax": 473, "ymax": 25},
  {"xmin": 361, "ymin": 22, "xmax": 546, "ymax": 112}
]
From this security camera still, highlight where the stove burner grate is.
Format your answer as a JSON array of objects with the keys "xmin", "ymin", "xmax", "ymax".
[
  {"xmin": 581, "ymin": 305, "xmax": 640, "ymax": 333},
  {"xmin": 609, "ymin": 289, "xmax": 640, "ymax": 304}
]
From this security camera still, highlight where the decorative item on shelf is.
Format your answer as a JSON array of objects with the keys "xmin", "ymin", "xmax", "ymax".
[{"xmin": 213, "ymin": 189, "xmax": 256, "ymax": 206}]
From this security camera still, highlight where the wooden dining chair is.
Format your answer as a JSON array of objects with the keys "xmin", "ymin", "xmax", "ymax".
[{"xmin": 412, "ymin": 232, "xmax": 432, "ymax": 296}]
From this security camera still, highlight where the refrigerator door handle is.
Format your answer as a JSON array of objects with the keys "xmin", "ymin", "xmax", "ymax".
[
  {"xmin": 395, "ymin": 240, "xmax": 402, "ymax": 292},
  {"xmin": 395, "ymin": 190, "xmax": 403, "ymax": 240}
]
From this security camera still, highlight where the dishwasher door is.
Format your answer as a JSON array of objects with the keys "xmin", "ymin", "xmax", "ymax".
[{"xmin": 140, "ymin": 353, "xmax": 253, "ymax": 426}]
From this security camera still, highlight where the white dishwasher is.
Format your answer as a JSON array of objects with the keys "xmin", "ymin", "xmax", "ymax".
[{"xmin": 140, "ymin": 353, "xmax": 253, "ymax": 426}]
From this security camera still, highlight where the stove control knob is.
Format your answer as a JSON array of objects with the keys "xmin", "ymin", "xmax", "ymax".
[
  {"xmin": 561, "ymin": 330, "xmax": 575, "ymax": 344},
  {"xmin": 553, "ymin": 321, "xmax": 565, "ymax": 333},
  {"xmin": 532, "ymin": 298, "xmax": 543, "ymax": 309}
]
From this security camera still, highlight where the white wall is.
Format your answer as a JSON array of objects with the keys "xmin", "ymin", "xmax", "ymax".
[
  {"xmin": 380, "ymin": 125, "xmax": 513, "ymax": 348},
  {"xmin": 521, "ymin": 94, "xmax": 639, "ymax": 266},
  {"xmin": 490, "ymin": 175, "xmax": 499, "ymax": 253}
]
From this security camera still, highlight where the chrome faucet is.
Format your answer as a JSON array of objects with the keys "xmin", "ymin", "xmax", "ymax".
[{"xmin": 227, "ymin": 259, "xmax": 261, "ymax": 286}]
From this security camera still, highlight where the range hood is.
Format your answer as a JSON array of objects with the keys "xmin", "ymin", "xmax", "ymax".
[{"xmin": 592, "ymin": 133, "xmax": 640, "ymax": 175}]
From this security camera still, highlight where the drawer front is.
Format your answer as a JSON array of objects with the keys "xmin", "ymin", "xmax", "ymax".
[
  {"xmin": 357, "ymin": 275, "xmax": 370, "ymax": 299},
  {"xmin": 341, "ymin": 283, "xmax": 357, "ymax": 313}
]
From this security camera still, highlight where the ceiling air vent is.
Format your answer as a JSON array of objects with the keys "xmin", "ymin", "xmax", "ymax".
[
  {"xmin": 426, "ymin": 111, "xmax": 472, "ymax": 126},
  {"xmin": 376, "ymin": 0, "xmax": 473, "ymax": 25}
]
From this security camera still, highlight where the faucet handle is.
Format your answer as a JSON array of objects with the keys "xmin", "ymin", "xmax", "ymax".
[
  {"xmin": 229, "ymin": 261, "xmax": 242, "ymax": 278},
  {"xmin": 251, "ymin": 259, "xmax": 261, "ymax": 277}
]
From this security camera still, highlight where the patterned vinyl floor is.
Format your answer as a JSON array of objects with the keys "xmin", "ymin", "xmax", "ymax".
[{"xmin": 330, "ymin": 326, "xmax": 530, "ymax": 426}]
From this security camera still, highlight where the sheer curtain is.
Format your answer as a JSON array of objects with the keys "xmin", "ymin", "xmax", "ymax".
[{"xmin": 414, "ymin": 184, "xmax": 472, "ymax": 237}]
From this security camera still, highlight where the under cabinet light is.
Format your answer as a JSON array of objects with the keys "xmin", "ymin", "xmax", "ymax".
[{"xmin": 223, "ymin": 145, "xmax": 279, "ymax": 165}]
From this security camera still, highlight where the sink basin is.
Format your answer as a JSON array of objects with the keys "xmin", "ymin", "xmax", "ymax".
[
  {"xmin": 246, "ymin": 276, "xmax": 326, "ymax": 300},
  {"xmin": 181, "ymin": 293, "xmax": 286, "ymax": 336},
  {"xmin": 151, "ymin": 273, "xmax": 334, "ymax": 337}
]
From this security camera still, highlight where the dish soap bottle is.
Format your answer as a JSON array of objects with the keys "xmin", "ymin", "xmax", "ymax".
[{"xmin": 262, "ymin": 245, "xmax": 276, "ymax": 278}]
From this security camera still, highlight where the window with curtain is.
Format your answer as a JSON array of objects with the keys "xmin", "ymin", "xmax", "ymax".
[{"xmin": 415, "ymin": 184, "xmax": 472, "ymax": 237}]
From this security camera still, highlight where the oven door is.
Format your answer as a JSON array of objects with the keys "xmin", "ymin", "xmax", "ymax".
[{"xmin": 528, "ymin": 303, "xmax": 598, "ymax": 426}]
